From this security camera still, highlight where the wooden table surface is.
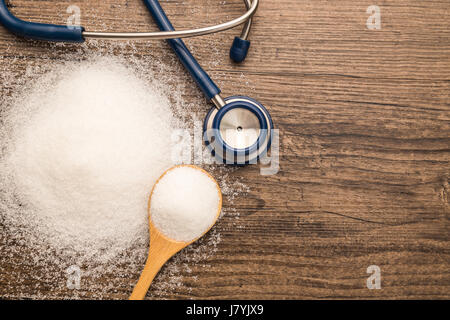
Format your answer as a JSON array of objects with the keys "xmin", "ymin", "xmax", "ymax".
[{"xmin": 0, "ymin": 0, "xmax": 449, "ymax": 299}]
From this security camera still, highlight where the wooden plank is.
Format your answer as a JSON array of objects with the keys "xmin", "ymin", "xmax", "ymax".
[{"xmin": 0, "ymin": 0, "xmax": 448, "ymax": 299}]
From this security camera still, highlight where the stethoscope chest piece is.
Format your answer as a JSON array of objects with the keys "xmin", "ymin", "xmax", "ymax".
[{"xmin": 204, "ymin": 96, "xmax": 273, "ymax": 165}]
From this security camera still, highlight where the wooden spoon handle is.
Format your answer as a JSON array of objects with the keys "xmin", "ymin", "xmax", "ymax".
[
  {"xmin": 129, "ymin": 254, "xmax": 167, "ymax": 300},
  {"xmin": 130, "ymin": 228, "xmax": 186, "ymax": 300}
]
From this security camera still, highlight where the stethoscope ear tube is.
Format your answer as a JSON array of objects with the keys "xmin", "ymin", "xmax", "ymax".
[
  {"xmin": 0, "ymin": 0, "xmax": 257, "ymax": 46},
  {"xmin": 0, "ymin": 0, "xmax": 85, "ymax": 42}
]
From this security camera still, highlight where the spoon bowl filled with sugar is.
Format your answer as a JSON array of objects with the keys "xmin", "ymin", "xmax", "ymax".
[{"xmin": 130, "ymin": 165, "xmax": 222, "ymax": 300}]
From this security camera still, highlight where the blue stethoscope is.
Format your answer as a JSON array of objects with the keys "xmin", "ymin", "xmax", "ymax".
[{"xmin": 0, "ymin": 0, "xmax": 273, "ymax": 165}]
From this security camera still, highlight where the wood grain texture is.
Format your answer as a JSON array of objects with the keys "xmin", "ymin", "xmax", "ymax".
[{"xmin": 0, "ymin": 0, "xmax": 449, "ymax": 299}]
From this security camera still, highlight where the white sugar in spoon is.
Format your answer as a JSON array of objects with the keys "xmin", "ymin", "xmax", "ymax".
[{"xmin": 130, "ymin": 165, "xmax": 222, "ymax": 300}]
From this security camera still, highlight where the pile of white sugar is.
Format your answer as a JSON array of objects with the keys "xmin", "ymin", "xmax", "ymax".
[
  {"xmin": 151, "ymin": 166, "xmax": 221, "ymax": 242},
  {"xmin": 0, "ymin": 57, "xmax": 178, "ymax": 262},
  {"xmin": 0, "ymin": 45, "xmax": 250, "ymax": 299}
]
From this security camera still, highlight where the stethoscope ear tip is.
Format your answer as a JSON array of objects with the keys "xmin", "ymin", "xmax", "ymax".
[{"xmin": 230, "ymin": 37, "xmax": 251, "ymax": 63}]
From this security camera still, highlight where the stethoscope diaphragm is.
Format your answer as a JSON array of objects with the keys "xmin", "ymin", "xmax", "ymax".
[{"xmin": 203, "ymin": 96, "xmax": 273, "ymax": 165}]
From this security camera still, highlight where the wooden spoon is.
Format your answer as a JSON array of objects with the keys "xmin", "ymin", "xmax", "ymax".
[{"xmin": 129, "ymin": 165, "xmax": 222, "ymax": 300}]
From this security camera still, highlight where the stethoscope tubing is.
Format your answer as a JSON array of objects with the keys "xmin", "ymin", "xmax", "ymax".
[{"xmin": 143, "ymin": 0, "xmax": 220, "ymax": 100}]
